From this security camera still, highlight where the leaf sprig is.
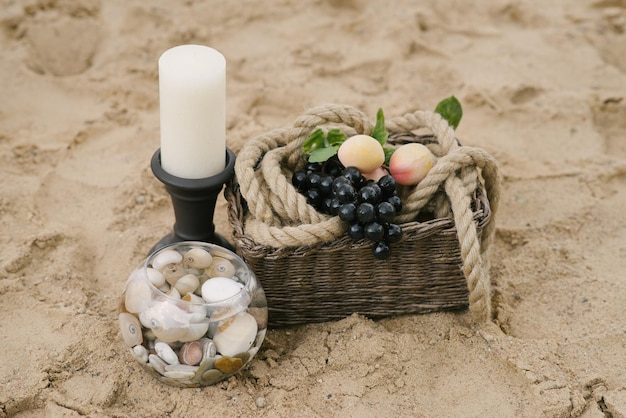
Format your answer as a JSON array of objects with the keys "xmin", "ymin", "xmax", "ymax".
[
  {"xmin": 303, "ymin": 109, "xmax": 390, "ymax": 164},
  {"xmin": 302, "ymin": 97, "xmax": 463, "ymax": 164}
]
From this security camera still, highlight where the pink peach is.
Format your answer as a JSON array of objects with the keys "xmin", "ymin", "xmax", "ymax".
[
  {"xmin": 388, "ymin": 143, "xmax": 435, "ymax": 186},
  {"xmin": 362, "ymin": 166, "xmax": 389, "ymax": 182}
]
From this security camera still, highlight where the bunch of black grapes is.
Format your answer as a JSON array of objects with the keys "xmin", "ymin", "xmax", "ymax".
[{"xmin": 292, "ymin": 157, "xmax": 403, "ymax": 260}]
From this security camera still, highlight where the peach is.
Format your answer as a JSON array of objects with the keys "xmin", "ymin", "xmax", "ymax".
[
  {"xmin": 388, "ymin": 143, "xmax": 435, "ymax": 186},
  {"xmin": 337, "ymin": 134, "xmax": 385, "ymax": 174},
  {"xmin": 362, "ymin": 166, "xmax": 389, "ymax": 182}
]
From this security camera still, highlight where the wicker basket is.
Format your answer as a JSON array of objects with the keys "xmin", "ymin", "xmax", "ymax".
[{"xmin": 225, "ymin": 104, "xmax": 499, "ymax": 327}]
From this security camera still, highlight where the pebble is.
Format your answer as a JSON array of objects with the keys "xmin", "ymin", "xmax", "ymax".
[
  {"xmin": 199, "ymin": 338, "xmax": 217, "ymax": 360},
  {"xmin": 192, "ymin": 358, "xmax": 217, "ymax": 383},
  {"xmin": 155, "ymin": 342, "xmax": 179, "ymax": 365},
  {"xmin": 255, "ymin": 396, "xmax": 267, "ymax": 408},
  {"xmin": 165, "ymin": 364, "xmax": 199, "ymax": 373},
  {"xmin": 132, "ymin": 345, "xmax": 149, "ymax": 363},
  {"xmin": 201, "ymin": 369, "xmax": 225, "ymax": 385},
  {"xmin": 178, "ymin": 341, "xmax": 203, "ymax": 366},
  {"xmin": 214, "ymin": 356, "xmax": 244, "ymax": 374},
  {"xmin": 164, "ymin": 370, "xmax": 195, "ymax": 380},
  {"xmin": 234, "ymin": 351, "xmax": 251, "ymax": 364},
  {"xmin": 248, "ymin": 307, "xmax": 268, "ymax": 329},
  {"xmin": 163, "ymin": 364, "xmax": 198, "ymax": 380},
  {"xmin": 148, "ymin": 354, "xmax": 167, "ymax": 375}
]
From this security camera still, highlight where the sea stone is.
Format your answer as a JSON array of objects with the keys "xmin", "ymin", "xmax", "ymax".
[
  {"xmin": 155, "ymin": 342, "xmax": 179, "ymax": 365},
  {"xmin": 148, "ymin": 354, "xmax": 167, "ymax": 375},
  {"xmin": 178, "ymin": 341, "xmax": 203, "ymax": 366},
  {"xmin": 192, "ymin": 358, "xmax": 216, "ymax": 383},
  {"xmin": 201, "ymin": 369, "xmax": 226, "ymax": 385},
  {"xmin": 214, "ymin": 356, "xmax": 244, "ymax": 374},
  {"xmin": 248, "ymin": 307, "xmax": 268, "ymax": 329},
  {"xmin": 233, "ymin": 351, "xmax": 251, "ymax": 364}
]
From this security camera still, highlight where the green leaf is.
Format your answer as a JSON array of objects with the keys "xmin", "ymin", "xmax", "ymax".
[
  {"xmin": 308, "ymin": 146, "xmax": 339, "ymax": 163},
  {"xmin": 371, "ymin": 108, "xmax": 388, "ymax": 144},
  {"xmin": 434, "ymin": 96, "xmax": 463, "ymax": 129},
  {"xmin": 303, "ymin": 129, "xmax": 325, "ymax": 153},
  {"xmin": 326, "ymin": 129, "xmax": 347, "ymax": 146},
  {"xmin": 383, "ymin": 147, "xmax": 395, "ymax": 167}
]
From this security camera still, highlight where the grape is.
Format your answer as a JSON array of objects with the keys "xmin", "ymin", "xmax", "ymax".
[
  {"xmin": 329, "ymin": 198, "xmax": 342, "ymax": 215},
  {"xmin": 376, "ymin": 202, "xmax": 396, "ymax": 223},
  {"xmin": 305, "ymin": 188, "xmax": 322, "ymax": 206},
  {"xmin": 305, "ymin": 162, "xmax": 322, "ymax": 173},
  {"xmin": 377, "ymin": 175, "xmax": 397, "ymax": 196},
  {"xmin": 321, "ymin": 197, "xmax": 334, "ymax": 213},
  {"xmin": 358, "ymin": 184, "xmax": 382, "ymax": 204},
  {"xmin": 338, "ymin": 203, "xmax": 357, "ymax": 223},
  {"xmin": 386, "ymin": 223, "xmax": 403, "ymax": 243},
  {"xmin": 387, "ymin": 195, "xmax": 402, "ymax": 212},
  {"xmin": 325, "ymin": 157, "xmax": 343, "ymax": 177},
  {"xmin": 292, "ymin": 171, "xmax": 308, "ymax": 191},
  {"xmin": 335, "ymin": 183, "xmax": 356, "ymax": 203},
  {"xmin": 332, "ymin": 176, "xmax": 352, "ymax": 193},
  {"xmin": 307, "ymin": 173, "xmax": 321, "ymax": 189},
  {"xmin": 347, "ymin": 223, "xmax": 365, "ymax": 240},
  {"xmin": 343, "ymin": 167, "xmax": 364, "ymax": 187},
  {"xmin": 356, "ymin": 203, "xmax": 375, "ymax": 223},
  {"xmin": 364, "ymin": 222, "xmax": 385, "ymax": 242},
  {"xmin": 372, "ymin": 241, "xmax": 391, "ymax": 260},
  {"xmin": 319, "ymin": 175, "xmax": 334, "ymax": 195}
]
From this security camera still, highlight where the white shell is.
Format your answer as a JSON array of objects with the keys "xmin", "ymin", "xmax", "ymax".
[
  {"xmin": 124, "ymin": 275, "xmax": 153, "ymax": 313},
  {"xmin": 184, "ymin": 248, "xmax": 213, "ymax": 269},
  {"xmin": 139, "ymin": 301, "xmax": 188, "ymax": 341},
  {"xmin": 119, "ymin": 313, "xmax": 143, "ymax": 347},
  {"xmin": 174, "ymin": 274, "xmax": 200, "ymax": 296},
  {"xmin": 183, "ymin": 323, "xmax": 210, "ymax": 342},
  {"xmin": 207, "ymin": 257, "xmax": 236, "ymax": 278},
  {"xmin": 166, "ymin": 287, "xmax": 181, "ymax": 300},
  {"xmin": 163, "ymin": 263, "xmax": 186, "ymax": 286},
  {"xmin": 201, "ymin": 277, "xmax": 243, "ymax": 304},
  {"xmin": 155, "ymin": 341, "xmax": 179, "ymax": 365},
  {"xmin": 146, "ymin": 268, "xmax": 166, "ymax": 288},
  {"xmin": 213, "ymin": 312, "xmax": 258, "ymax": 357},
  {"xmin": 139, "ymin": 300, "xmax": 209, "ymax": 343},
  {"xmin": 151, "ymin": 249, "xmax": 183, "ymax": 271},
  {"xmin": 181, "ymin": 293, "xmax": 208, "ymax": 321},
  {"xmin": 182, "ymin": 292, "xmax": 204, "ymax": 304}
]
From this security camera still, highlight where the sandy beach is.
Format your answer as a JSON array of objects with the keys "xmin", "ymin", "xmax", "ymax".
[{"xmin": 1, "ymin": 0, "xmax": 626, "ymax": 416}]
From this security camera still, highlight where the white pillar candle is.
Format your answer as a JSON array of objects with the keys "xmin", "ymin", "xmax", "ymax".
[{"xmin": 158, "ymin": 45, "xmax": 226, "ymax": 179}]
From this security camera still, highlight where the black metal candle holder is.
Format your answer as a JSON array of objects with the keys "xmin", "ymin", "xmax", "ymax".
[{"xmin": 149, "ymin": 147, "xmax": 236, "ymax": 254}]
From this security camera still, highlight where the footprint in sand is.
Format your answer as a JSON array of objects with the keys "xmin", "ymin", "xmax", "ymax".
[
  {"xmin": 19, "ymin": 1, "xmax": 102, "ymax": 76},
  {"xmin": 582, "ymin": 1, "xmax": 626, "ymax": 73},
  {"xmin": 591, "ymin": 97, "xmax": 626, "ymax": 158}
]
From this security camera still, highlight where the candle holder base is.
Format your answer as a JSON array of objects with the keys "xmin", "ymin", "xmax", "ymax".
[{"xmin": 149, "ymin": 147, "xmax": 236, "ymax": 255}]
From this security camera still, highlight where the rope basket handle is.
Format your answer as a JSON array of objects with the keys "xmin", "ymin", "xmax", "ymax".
[{"xmin": 234, "ymin": 103, "xmax": 500, "ymax": 322}]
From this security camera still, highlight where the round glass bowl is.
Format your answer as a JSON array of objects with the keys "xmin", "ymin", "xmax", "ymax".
[{"xmin": 119, "ymin": 242, "xmax": 268, "ymax": 387}]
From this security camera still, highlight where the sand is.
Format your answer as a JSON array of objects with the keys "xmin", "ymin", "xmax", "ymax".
[{"xmin": 1, "ymin": 0, "xmax": 625, "ymax": 416}]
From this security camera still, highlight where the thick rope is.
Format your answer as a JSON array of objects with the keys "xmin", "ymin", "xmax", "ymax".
[{"xmin": 233, "ymin": 104, "xmax": 500, "ymax": 322}]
